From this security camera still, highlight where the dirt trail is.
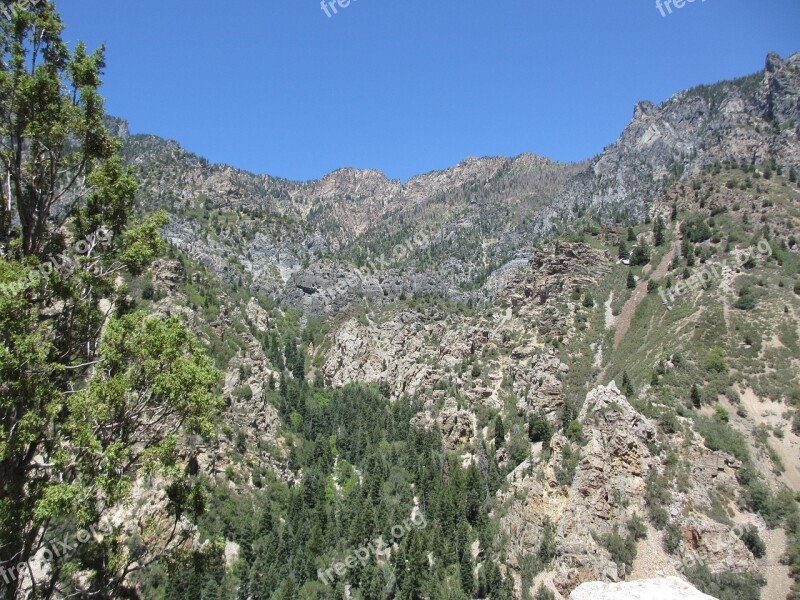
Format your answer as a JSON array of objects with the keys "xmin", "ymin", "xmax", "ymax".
[
  {"xmin": 613, "ymin": 244, "xmax": 676, "ymax": 349},
  {"xmin": 732, "ymin": 512, "xmax": 793, "ymax": 600},
  {"xmin": 761, "ymin": 527, "xmax": 793, "ymax": 600},
  {"xmin": 739, "ymin": 387, "xmax": 800, "ymax": 492},
  {"xmin": 629, "ymin": 526, "xmax": 681, "ymax": 581}
]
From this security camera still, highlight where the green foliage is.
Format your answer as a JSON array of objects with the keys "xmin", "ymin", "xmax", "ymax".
[
  {"xmin": 155, "ymin": 384, "xmax": 503, "ymax": 599},
  {"xmin": 734, "ymin": 288, "xmax": 757, "ymax": 310},
  {"xmin": 691, "ymin": 384, "xmax": 702, "ymax": 408},
  {"xmin": 654, "ymin": 216, "xmax": 666, "ymax": 247},
  {"xmin": 528, "ymin": 412, "xmax": 553, "ymax": 446},
  {"xmin": 538, "ymin": 517, "xmax": 556, "ymax": 566},
  {"xmin": 695, "ymin": 417, "xmax": 750, "ymax": 462},
  {"xmin": 596, "ymin": 528, "xmax": 638, "ymax": 567},
  {"xmin": 494, "ymin": 414, "xmax": 506, "ymax": 446},
  {"xmin": 740, "ymin": 525, "xmax": 766, "ymax": 559},
  {"xmin": 621, "ymin": 371, "xmax": 634, "ymax": 398},
  {"xmin": 664, "ymin": 523, "xmax": 682, "ymax": 554},
  {"xmin": 626, "ymin": 271, "xmax": 636, "ymax": 289},
  {"xmin": 704, "ymin": 347, "xmax": 729, "ymax": 373},
  {"xmin": 534, "ymin": 586, "xmax": 556, "ymax": 600},
  {"xmin": 630, "ymin": 241, "xmax": 651, "ymax": 266},
  {"xmin": 565, "ymin": 419, "xmax": 585, "ymax": 443},
  {"xmin": 681, "ymin": 217, "xmax": 713, "ymax": 244},
  {"xmin": 555, "ymin": 444, "xmax": 580, "ymax": 486},
  {"xmin": 0, "ymin": 4, "xmax": 226, "ymax": 595},
  {"xmin": 683, "ymin": 563, "xmax": 765, "ymax": 600},
  {"xmin": 626, "ymin": 515, "xmax": 648, "ymax": 542}
]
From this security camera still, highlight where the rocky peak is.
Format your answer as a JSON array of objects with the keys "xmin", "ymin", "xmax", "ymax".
[{"xmin": 633, "ymin": 101, "xmax": 656, "ymax": 120}]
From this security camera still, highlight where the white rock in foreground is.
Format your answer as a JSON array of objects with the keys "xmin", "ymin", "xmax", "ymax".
[{"xmin": 570, "ymin": 577, "xmax": 717, "ymax": 600}]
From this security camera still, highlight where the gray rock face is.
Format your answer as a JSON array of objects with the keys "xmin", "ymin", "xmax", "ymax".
[
  {"xmin": 537, "ymin": 52, "xmax": 800, "ymax": 233},
  {"xmin": 569, "ymin": 577, "xmax": 717, "ymax": 600}
]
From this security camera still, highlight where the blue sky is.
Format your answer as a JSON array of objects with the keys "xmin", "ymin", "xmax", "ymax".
[{"xmin": 58, "ymin": 0, "xmax": 799, "ymax": 182}]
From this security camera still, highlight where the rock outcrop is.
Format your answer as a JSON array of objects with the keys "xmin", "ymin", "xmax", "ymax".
[{"xmin": 569, "ymin": 577, "xmax": 717, "ymax": 600}]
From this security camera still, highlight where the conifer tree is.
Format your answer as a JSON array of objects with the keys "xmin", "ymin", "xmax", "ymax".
[{"xmin": 0, "ymin": 4, "xmax": 222, "ymax": 596}]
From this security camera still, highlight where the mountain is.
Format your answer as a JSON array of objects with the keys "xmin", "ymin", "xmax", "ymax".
[
  {"xmin": 111, "ymin": 52, "xmax": 800, "ymax": 600},
  {"xmin": 115, "ymin": 53, "xmax": 799, "ymax": 315}
]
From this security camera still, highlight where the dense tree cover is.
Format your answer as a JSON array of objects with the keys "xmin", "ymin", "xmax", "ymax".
[
  {"xmin": 0, "ymin": 4, "xmax": 221, "ymax": 597},
  {"xmin": 150, "ymin": 383, "xmax": 514, "ymax": 600}
]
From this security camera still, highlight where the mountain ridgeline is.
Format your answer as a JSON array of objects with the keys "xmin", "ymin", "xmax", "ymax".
[{"xmin": 115, "ymin": 53, "xmax": 799, "ymax": 316}]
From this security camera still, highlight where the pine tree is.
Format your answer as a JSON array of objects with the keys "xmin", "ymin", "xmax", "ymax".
[
  {"xmin": 621, "ymin": 372, "xmax": 634, "ymax": 398},
  {"xmin": 691, "ymin": 384, "xmax": 702, "ymax": 408},
  {"xmin": 627, "ymin": 270, "xmax": 636, "ymax": 289},
  {"xmin": 654, "ymin": 215, "xmax": 666, "ymax": 246},
  {"xmin": 460, "ymin": 552, "xmax": 475, "ymax": 595},
  {"xmin": 630, "ymin": 240, "xmax": 651, "ymax": 266},
  {"xmin": 494, "ymin": 414, "xmax": 506, "ymax": 446},
  {"xmin": 538, "ymin": 517, "xmax": 556, "ymax": 565}
]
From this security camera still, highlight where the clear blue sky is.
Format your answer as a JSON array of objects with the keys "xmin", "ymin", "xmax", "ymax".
[{"xmin": 58, "ymin": 0, "xmax": 799, "ymax": 182}]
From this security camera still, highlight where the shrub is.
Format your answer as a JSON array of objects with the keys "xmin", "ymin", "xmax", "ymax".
[
  {"xmin": 598, "ymin": 529, "xmax": 638, "ymax": 567},
  {"xmin": 682, "ymin": 218, "xmax": 713, "ymax": 243},
  {"xmin": 695, "ymin": 417, "xmax": 749, "ymax": 462},
  {"xmin": 683, "ymin": 563, "xmax": 765, "ymax": 600},
  {"xmin": 704, "ymin": 347, "xmax": 729, "ymax": 373},
  {"xmin": 664, "ymin": 523, "xmax": 682, "ymax": 554},
  {"xmin": 555, "ymin": 444, "xmax": 580, "ymax": 486},
  {"xmin": 529, "ymin": 412, "xmax": 553, "ymax": 445},
  {"xmin": 565, "ymin": 419, "xmax": 585, "ymax": 443},
  {"xmin": 646, "ymin": 474, "xmax": 671, "ymax": 529},
  {"xmin": 627, "ymin": 515, "xmax": 648, "ymax": 541},
  {"xmin": 734, "ymin": 291, "xmax": 756, "ymax": 311},
  {"xmin": 233, "ymin": 384, "xmax": 254, "ymax": 401},
  {"xmin": 538, "ymin": 517, "xmax": 556, "ymax": 565},
  {"xmin": 534, "ymin": 587, "xmax": 556, "ymax": 600},
  {"xmin": 621, "ymin": 371, "xmax": 634, "ymax": 398},
  {"xmin": 740, "ymin": 525, "xmax": 766, "ymax": 559}
]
